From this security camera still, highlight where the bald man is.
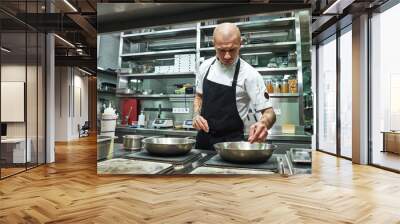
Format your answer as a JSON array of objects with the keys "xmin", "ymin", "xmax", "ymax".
[{"xmin": 193, "ymin": 23, "xmax": 276, "ymax": 150}]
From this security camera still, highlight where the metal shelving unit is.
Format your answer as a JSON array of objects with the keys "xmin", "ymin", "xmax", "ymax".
[{"xmin": 116, "ymin": 12, "xmax": 306, "ymax": 126}]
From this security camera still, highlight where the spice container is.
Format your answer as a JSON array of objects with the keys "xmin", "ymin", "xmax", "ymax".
[
  {"xmin": 288, "ymin": 76, "xmax": 298, "ymax": 93},
  {"xmin": 282, "ymin": 78, "xmax": 289, "ymax": 93},
  {"xmin": 265, "ymin": 79, "xmax": 274, "ymax": 93}
]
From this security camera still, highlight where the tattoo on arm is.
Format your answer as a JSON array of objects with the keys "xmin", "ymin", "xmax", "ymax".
[
  {"xmin": 193, "ymin": 93, "xmax": 203, "ymax": 117},
  {"xmin": 260, "ymin": 108, "xmax": 276, "ymax": 129}
]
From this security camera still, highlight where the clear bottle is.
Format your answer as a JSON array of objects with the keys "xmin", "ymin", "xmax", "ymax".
[{"xmin": 138, "ymin": 111, "xmax": 146, "ymax": 128}]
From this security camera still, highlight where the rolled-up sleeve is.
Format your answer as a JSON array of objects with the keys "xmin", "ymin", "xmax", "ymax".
[
  {"xmin": 196, "ymin": 58, "xmax": 215, "ymax": 94},
  {"xmin": 245, "ymin": 71, "xmax": 273, "ymax": 112},
  {"xmin": 195, "ymin": 64, "xmax": 204, "ymax": 94}
]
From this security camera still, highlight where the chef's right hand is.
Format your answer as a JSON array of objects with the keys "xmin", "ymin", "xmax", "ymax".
[{"xmin": 193, "ymin": 115, "xmax": 209, "ymax": 133}]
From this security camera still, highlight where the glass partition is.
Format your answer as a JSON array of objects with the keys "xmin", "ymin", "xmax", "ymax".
[
  {"xmin": 317, "ymin": 35, "xmax": 337, "ymax": 155},
  {"xmin": 370, "ymin": 3, "xmax": 400, "ymax": 171},
  {"xmin": 0, "ymin": 1, "xmax": 46, "ymax": 179},
  {"xmin": 339, "ymin": 26, "xmax": 352, "ymax": 158}
]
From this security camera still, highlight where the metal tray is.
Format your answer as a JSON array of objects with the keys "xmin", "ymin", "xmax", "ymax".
[{"xmin": 290, "ymin": 148, "xmax": 311, "ymax": 163}]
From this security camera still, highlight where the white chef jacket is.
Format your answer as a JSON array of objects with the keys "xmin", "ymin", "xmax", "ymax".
[{"xmin": 196, "ymin": 56, "xmax": 273, "ymax": 121}]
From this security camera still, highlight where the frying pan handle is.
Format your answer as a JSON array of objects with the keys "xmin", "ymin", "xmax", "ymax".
[
  {"xmin": 141, "ymin": 135, "xmax": 160, "ymax": 142},
  {"xmin": 184, "ymin": 136, "xmax": 196, "ymax": 145}
]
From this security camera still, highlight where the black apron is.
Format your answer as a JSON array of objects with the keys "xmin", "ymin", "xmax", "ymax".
[{"xmin": 195, "ymin": 58, "xmax": 244, "ymax": 150}]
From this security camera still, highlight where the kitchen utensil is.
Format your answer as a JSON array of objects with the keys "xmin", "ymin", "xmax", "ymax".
[
  {"xmin": 152, "ymin": 118, "xmax": 174, "ymax": 128},
  {"xmin": 213, "ymin": 141, "xmax": 277, "ymax": 164},
  {"xmin": 142, "ymin": 137, "xmax": 196, "ymax": 156},
  {"xmin": 182, "ymin": 119, "xmax": 194, "ymax": 129},
  {"xmin": 290, "ymin": 148, "xmax": 312, "ymax": 163},
  {"xmin": 123, "ymin": 135, "xmax": 144, "ymax": 150}
]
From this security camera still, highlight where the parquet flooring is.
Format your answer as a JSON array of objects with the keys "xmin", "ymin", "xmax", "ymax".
[{"xmin": 1, "ymin": 135, "xmax": 400, "ymax": 223}]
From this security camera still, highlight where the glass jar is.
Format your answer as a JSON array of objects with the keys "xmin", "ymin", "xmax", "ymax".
[
  {"xmin": 288, "ymin": 76, "xmax": 298, "ymax": 93},
  {"xmin": 274, "ymin": 79, "xmax": 282, "ymax": 93},
  {"xmin": 288, "ymin": 52, "xmax": 297, "ymax": 67},
  {"xmin": 265, "ymin": 79, "xmax": 274, "ymax": 93},
  {"xmin": 282, "ymin": 79, "xmax": 289, "ymax": 93}
]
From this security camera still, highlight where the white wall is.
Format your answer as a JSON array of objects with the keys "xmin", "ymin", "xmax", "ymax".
[{"xmin": 54, "ymin": 67, "xmax": 89, "ymax": 141}]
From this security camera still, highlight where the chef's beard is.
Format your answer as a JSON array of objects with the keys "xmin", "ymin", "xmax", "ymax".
[{"xmin": 217, "ymin": 56, "xmax": 239, "ymax": 67}]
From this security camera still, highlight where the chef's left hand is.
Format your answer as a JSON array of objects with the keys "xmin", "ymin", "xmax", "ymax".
[{"xmin": 248, "ymin": 121, "xmax": 268, "ymax": 143}]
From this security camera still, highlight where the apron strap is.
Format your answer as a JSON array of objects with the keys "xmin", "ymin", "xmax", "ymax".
[
  {"xmin": 203, "ymin": 58, "xmax": 216, "ymax": 81},
  {"xmin": 231, "ymin": 59, "xmax": 240, "ymax": 88}
]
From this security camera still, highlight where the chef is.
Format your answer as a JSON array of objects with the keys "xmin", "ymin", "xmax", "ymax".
[{"xmin": 193, "ymin": 22, "xmax": 276, "ymax": 150}]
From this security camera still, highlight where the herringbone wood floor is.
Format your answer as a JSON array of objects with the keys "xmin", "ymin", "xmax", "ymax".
[{"xmin": 1, "ymin": 136, "xmax": 400, "ymax": 224}]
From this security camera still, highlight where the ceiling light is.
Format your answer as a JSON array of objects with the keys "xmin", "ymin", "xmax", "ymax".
[
  {"xmin": 63, "ymin": 0, "xmax": 78, "ymax": 12},
  {"xmin": 1, "ymin": 47, "xmax": 11, "ymax": 53},
  {"xmin": 78, "ymin": 67, "xmax": 92, "ymax": 76},
  {"xmin": 54, "ymin": 34, "xmax": 75, "ymax": 48}
]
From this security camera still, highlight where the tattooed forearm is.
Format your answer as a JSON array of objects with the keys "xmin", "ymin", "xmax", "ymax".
[{"xmin": 193, "ymin": 93, "xmax": 203, "ymax": 117}]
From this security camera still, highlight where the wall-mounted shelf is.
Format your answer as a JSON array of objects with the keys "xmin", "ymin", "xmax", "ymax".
[
  {"xmin": 118, "ymin": 71, "xmax": 195, "ymax": 79},
  {"xmin": 256, "ymin": 67, "xmax": 298, "ymax": 74},
  {"xmin": 200, "ymin": 17, "xmax": 295, "ymax": 30},
  {"xmin": 121, "ymin": 49, "xmax": 196, "ymax": 59},
  {"xmin": 122, "ymin": 27, "xmax": 197, "ymax": 41},
  {"xmin": 199, "ymin": 41, "xmax": 297, "ymax": 53},
  {"xmin": 269, "ymin": 93, "xmax": 299, "ymax": 97},
  {"xmin": 97, "ymin": 90, "xmax": 116, "ymax": 94},
  {"xmin": 117, "ymin": 94, "xmax": 195, "ymax": 99},
  {"xmin": 97, "ymin": 67, "xmax": 117, "ymax": 76}
]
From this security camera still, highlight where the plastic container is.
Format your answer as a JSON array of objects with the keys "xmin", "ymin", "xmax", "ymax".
[
  {"xmin": 138, "ymin": 111, "xmax": 146, "ymax": 128},
  {"xmin": 100, "ymin": 103, "xmax": 118, "ymax": 136}
]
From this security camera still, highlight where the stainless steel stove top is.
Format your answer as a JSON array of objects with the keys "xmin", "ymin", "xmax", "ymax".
[{"xmin": 101, "ymin": 144, "xmax": 311, "ymax": 175}]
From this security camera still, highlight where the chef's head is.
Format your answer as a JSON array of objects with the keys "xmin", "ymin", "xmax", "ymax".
[{"xmin": 213, "ymin": 23, "xmax": 241, "ymax": 65}]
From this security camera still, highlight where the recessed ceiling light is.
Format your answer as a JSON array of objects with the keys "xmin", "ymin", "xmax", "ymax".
[
  {"xmin": 54, "ymin": 34, "xmax": 75, "ymax": 48},
  {"xmin": 63, "ymin": 0, "xmax": 78, "ymax": 12},
  {"xmin": 1, "ymin": 47, "xmax": 11, "ymax": 53},
  {"xmin": 78, "ymin": 67, "xmax": 92, "ymax": 76}
]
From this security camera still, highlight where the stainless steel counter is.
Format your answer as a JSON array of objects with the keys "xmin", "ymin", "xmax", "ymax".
[{"xmin": 115, "ymin": 126, "xmax": 312, "ymax": 143}]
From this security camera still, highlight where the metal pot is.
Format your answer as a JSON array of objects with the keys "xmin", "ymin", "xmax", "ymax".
[
  {"xmin": 123, "ymin": 135, "xmax": 144, "ymax": 150},
  {"xmin": 142, "ymin": 137, "xmax": 195, "ymax": 156},
  {"xmin": 213, "ymin": 141, "xmax": 277, "ymax": 164},
  {"xmin": 97, "ymin": 135, "xmax": 118, "ymax": 160}
]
